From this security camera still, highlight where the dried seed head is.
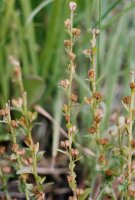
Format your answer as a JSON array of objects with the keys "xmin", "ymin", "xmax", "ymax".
[
  {"xmin": 131, "ymin": 140, "xmax": 135, "ymax": 148},
  {"xmin": 98, "ymin": 154, "xmax": 105, "ymax": 163},
  {"xmin": 88, "ymin": 69, "xmax": 96, "ymax": 79},
  {"xmin": 69, "ymin": 2, "xmax": 77, "ymax": 11},
  {"xmin": 69, "ymin": 52, "xmax": 76, "ymax": 61},
  {"xmin": 98, "ymin": 138, "xmax": 109, "ymax": 145},
  {"xmin": 11, "ymin": 120, "xmax": 18, "ymax": 128},
  {"xmin": 93, "ymin": 92, "xmax": 103, "ymax": 101},
  {"xmin": 64, "ymin": 40, "xmax": 71, "ymax": 47},
  {"xmin": 84, "ymin": 97, "xmax": 93, "ymax": 105},
  {"xmin": 88, "ymin": 126, "xmax": 97, "ymax": 134},
  {"xmin": 0, "ymin": 146, "xmax": 6, "ymax": 155},
  {"xmin": 105, "ymin": 169, "xmax": 113, "ymax": 177},
  {"xmin": 60, "ymin": 79, "xmax": 70, "ymax": 89},
  {"xmin": 71, "ymin": 94, "xmax": 78, "ymax": 102},
  {"xmin": 12, "ymin": 144, "xmax": 19, "ymax": 153},
  {"xmin": 130, "ymin": 82, "xmax": 135, "ymax": 90},
  {"xmin": 72, "ymin": 28, "xmax": 81, "ymax": 36},
  {"xmin": 64, "ymin": 19, "xmax": 71, "ymax": 28},
  {"xmin": 94, "ymin": 114, "xmax": 102, "ymax": 125},
  {"xmin": 122, "ymin": 96, "xmax": 131, "ymax": 105}
]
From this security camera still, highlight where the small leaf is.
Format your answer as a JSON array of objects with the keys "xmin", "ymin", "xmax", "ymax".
[
  {"xmin": 78, "ymin": 188, "xmax": 91, "ymax": 200},
  {"xmin": 17, "ymin": 167, "xmax": 32, "ymax": 175},
  {"xmin": 118, "ymin": 179, "xmax": 128, "ymax": 191},
  {"xmin": 40, "ymin": 176, "xmax": 46, "ymax": 184},
  {"xmin": 36, "ymin": 151, "xmax": 45, "ymax": 162}
]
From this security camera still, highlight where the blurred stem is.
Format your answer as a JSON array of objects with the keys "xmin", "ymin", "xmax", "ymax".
[
  {"xmin": 0, "ymin": 167, "xmax": 10, "ymax": 200},
  {"xmin": 7, "ymin": 104, "xmax": 30, "ymax": 200},
  {"xmin": 98, "ymin": 0, "xmax": 101, "ymax": 75}
]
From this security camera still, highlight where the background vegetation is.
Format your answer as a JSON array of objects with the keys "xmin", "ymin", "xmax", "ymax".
[{"xmin": 0, "ymin": 0, "xmax": 135, "ymax": 199}]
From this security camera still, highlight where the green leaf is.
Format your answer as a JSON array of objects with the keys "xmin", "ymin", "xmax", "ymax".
[
  {"xmin": 17, "ymin": 167, "xmax": 32, "ymax": 175},
  {"xmin": 78, "ymin": 188, "xmax": 91, "ymax": 200},
  {"xmin": 23, "ymin": 75, "xmax": 45, "ymax": 106},
  {"xmin": 36, "ymin": 151, "xmax": 45, "ymax": 162},
  {"xmin": 0, "ymin": 133, "xmax": 10, "ymax": 141},
  {"xmin": 118, "ymin": 179, "xmax": 128, "ymax": 191}
]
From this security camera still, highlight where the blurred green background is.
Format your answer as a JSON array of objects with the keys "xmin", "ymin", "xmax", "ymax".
[{"xmin": 0, "ymin": 0, "xmax": 135, "ymax": 153}]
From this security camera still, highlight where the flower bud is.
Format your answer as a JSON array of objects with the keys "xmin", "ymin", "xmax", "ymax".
[
  {"xmin": 64, "ymin": 19, "xmax": 71, "ymax": 28},
  {"xmin": 72, "ymin": 28, "xmax": 81, "ymax": 36},
  {"xmin": 11, "ymin": 120, "xmax": 18, "ymax": 128},
  {"xmin": 71, "ymin": 148, "xmax": 79, "ymax": 157},
  {"xmin": 71, "ymin": 94, "xmax": 78, "ymax": 102},
  {"xmin": 69, "ymin": 2, "xmax": 77, "ymax": 11}
]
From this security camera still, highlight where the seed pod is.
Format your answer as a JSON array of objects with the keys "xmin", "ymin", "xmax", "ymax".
[
  {"xmin": 69, "ymin": 125, "xmax": 77, "ymax": 134},
  {"xmin": 69, "ymin": 52, "xmax": 76, "ymax": 61},
  {"xmin": 60, "ymin": 140, "xmax": 70, "ymax": 148},
  {"xmin": 71, "ymin": 148, "xmax": 79, "ymax": 157},
  {"xmin": 64, "ymin": 40, "xmax": 71, "ymax": 47}
]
